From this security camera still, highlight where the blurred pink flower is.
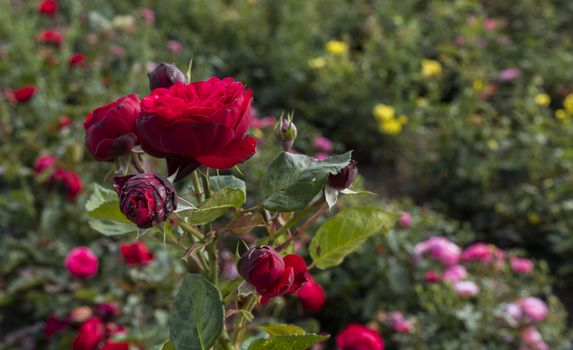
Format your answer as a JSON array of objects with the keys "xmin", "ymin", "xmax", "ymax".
[
  {"xmin": 483, "ymin": 19, "xmax": 498, "ymax": 30},
  {"xmin": 65, "ymin": 247, "xmax": 98, "ymax": 279},
  {"xmin": 498, "ymin": 68, "xmax": 522, "ymax": 82},
  {"xmin": 34, "ymin": 154, "xmax": 57, "ymax": 173},
  {"xmin": 461, "ymin": 242, "xmax": 505, "ymax": 269},
  {"xmin": 250, "ymin": 116, "xmax": 277, "ymax": 129},
  {"xmin": 312, "ymin": 136, "xmax": 333, "ymax": 152},
  {"xmin": 442, "ymin": 265, "xmax": 467, "ymax": 283},
  {"xmin": 511, "ymin": 256, "xmax": 534, "ymax": 274},
  {"xmin": 414, "ymin": 236, "xmax": 461, "ymax": 266},
  {"xmin": 518, "ymin": 297, "xmax": 548, "ymax": 322},
  {"xmin": 314, "ymin": 152, "xmax": 329, "ymax": 160},
  {"xmin": 424, "ymin": 271, "xmax": 440, "ymax": 283},
  {"xmin": 454, "ymin": 36, "xmax": 465, "ymax": 47},
  {"xmin": 398, "ymin": 212, "xmax": 412, "ymax": 229},
  {"xmin": 141, "ymin": 8, "xmax": 155, "ymax": 24},
  {"xmin": 521, "ymin": 327, "xmax": 549, "ymax": 350},
  {"xmin": 167, "ymin": 40, "xmax": 183, "ymax": 54},
  {"xmin": 453, "ymin": 281, "xmax": 479, "ymax": 297}
]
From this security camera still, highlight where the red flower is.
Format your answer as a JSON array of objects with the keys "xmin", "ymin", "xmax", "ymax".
[
  {"xmin": 57, "ymin": 115, "xmax": 72, "ymax": 130},
  {"xmin": 52, "ymin": 168, "xmax": 83, "ymax": 200},
  {"xmin": 72, "ymin": 318, "xmax": 105, "ymax": 350},
  {"xmin": 65, "ymin": 247, "xmax": 98, "ymax": 279},
  {"xmin": 69, "ymin": 53, "xmax": 86, "ymax": 67},
  {"xmin": 39, "ymin": 29, "xmax": 64, "ymax": 46},
  {"xmin": 102, "ymin": 343, "xmax": 130, "ymax": 350},
  {"xmin": 336, "ymin": 324, "xmax": 384, "ymax": 350},
  {"xmin": 84, "ymin": 94, "xmax": 140, "ymax": 161},
  {"xmin": 11, "ymin": 85, "xmax": 37, "ymax": 103},
  {"xmin": 296, "ymin": 274, "xmax": 326, "ymax": 312},
  {"xmin": 38, "ymin": 0, "xmax": 57, "ymax": 16},
  {"xmin": 34, "ymin": 154, "xmax": 57, "ymax": 173},
  {"xmin": 114, "ymin": 173, "xmax": 177, "ymax": 228},
  {"xmin": 45, "ymin": 314, "xmax": 70, "ymax": 337},
  {"xmin": 238, "ymin": 246, "xmax": 308, "ymax": 298},
  {"xmin": 136, "ymin": 78, "xmax": 256, "ymax": 181},
  {"xmin": 120, "ymin": 241, "xmax": 154, "ymax": 266}
]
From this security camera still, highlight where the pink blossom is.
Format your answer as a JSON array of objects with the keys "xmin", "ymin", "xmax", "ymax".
[
  {"xmin": 521, "ymin": 327, "xmax": 549, "ymax": 350},
  {"xmin": 511, "ymin": 256, "xmax": 533, "ymax": 274},
  {"xmin": 454, "ymin": 36, "xmax": 465, "ymax": 47},
  {"xmin": 398, "ymin": 212, "xmax": 412, "ymax": 229},
  {"xmin": 65, "ymin": 247, "xmax": 98, "ymax": 279},
  {"xmin": 34, "ymin": 154, "xmax": 57, "ymax": 173},
  {"xmin": 461, "ymin": 242, "xmax": 505, "ymax": 269},
  {"xmin": 424, "ymin": 271, "xmax": 440, "ymax": 283},
  {"xmin": 312, "ymin": 136, "xmax": 333, "ymax": 152},
  {"xmin": 518, "ymin": 297, "xmax": 548, "ymax": 322},
  {"xmin": 498, "ymin": 68, "xmax": 522, "ymax": 82},
  {"xmin": 483, "ymin": 19, "xmax": 498, "ymax": 30},
  {"xmin": 314, "ymin": 152, "xmax": 329, "ymax": 160},
  {"xmin": 442, "ymin": 265, "xmax": 467, "ymax": 283},
  {"xmin": 167, "ymin": 40, "xmax": 183, "ymax": 54},
  {"xmin": 140, "ymin": 8, "xmax": 155, "ymax": 23},
  {"xmin": 385, "ymin": 311, "xmax": 414, "ymax": 333},
  {"xmin": 250, "ymin": 116, "xmax": 277, "ymax": 129},
  {"xmin": 414, "ymin": 236, "xmax": 461, "ymax": 266},
  {"xmin": 453, "ymin": 281, "xmax": 479, "ymax": 297}
]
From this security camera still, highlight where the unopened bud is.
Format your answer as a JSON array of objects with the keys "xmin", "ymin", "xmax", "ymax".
[
  {"xmin": 328, "ymin": 160, "xmax": 358, "ymax": 190},
  {"xmin": 148, "ymin": 63, "xmax": 186, "ymax": 91},
  {"xmin": 276, "ymin": 115, "xmax": 297, "ymax": 151}
]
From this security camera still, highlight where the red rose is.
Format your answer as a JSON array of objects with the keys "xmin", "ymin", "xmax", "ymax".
[
  {"xmin": 57, "ymin": 115, "xmax": 72, "ymax": 130},
  {"xmin": 69, "ymin": 53, "xmax": 86, "ymax": 67},
  {"xmin": 38, "ymin": 0, "xmax": 57, "ymax": 16},
  {"xmin": 11, "ymin": 85, "xmax": 37, "ymax": 103},
  {"xmin": 39, "ymin": 29, "xmax": 64, "ymax": 46},
  {"xmin": 45, "ymin": 314, "xmax": 70, "ymax": 337},
  {"xmin": 136, "ymin": 78, "xmax": 256, "ymax": 181},
  {"xmin": 114, "ymin": 173, "xmax": 177, "ymax": 228},
  {"xmin": 84, "ymin": 94, "xmax": 140, "ymax": 161},
  {"xmin": 102, "ymin": 343, "xmax": 130, "ymax": 350},
  {"xmin": 52, "ymin": 168, "xmax": 83, "ymax": 200},
  {"xmin": 336, "ymin": 324, "xmax": 384, "ymax": 350},
  {"xmin": 120, "ymin": 241, "xmax": 154, "ymax": 266},
  {"xmin": 93, "ymin": 303, "xmax": 120, "ymax": 321},
  {"xmin": 34, "ymin": 154, "xmax": 57, "ymax": 173},
  {"xmin": 72, "ymin": 318, "xmax": 105, "ymax": 350},
  {"xmin": 238, "ymin": 246, "xmax": 308, "ymax": 298},
  {"xmin": 296, "ymin": 274, "xmax": 326, "ymax": 313},
  {"xmin": 65, "ymin": 247, "xmax": 99, "ymax": 279}
]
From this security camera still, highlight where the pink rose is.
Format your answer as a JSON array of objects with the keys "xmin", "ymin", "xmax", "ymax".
[
  {"xmin": 312, "ymin": 136, "xmax": 333, "ymax": 152},
  {"xmin": 520, "ymin": 327, "xmax": 549, "ymax": 350},
  {"xmin": 453, "ymin": 281, "xmax": 479, "ymax": 297},
  {"xmin": 414, "ymin": 236, "xmax": 461, "ymax": 266},
  {"xmin": 398, "ymin": 212, "xmax": 412, "ymax": 229},
  {"xmin": 34, "ymin": 154, "xmax": 57, "ymax": 173},
  {"xmin": 510, "ymin": 256, "xmax": 533, "ymax": 274},
  {"xmin": 442, "ymin": 265, "xmax": 467, "ymax": 283},
  {"xmin": 518, "ymin": 297, "xmax": 548, "ymax": 322},
  {"xmin": 65, "ymin": 247, "xmax": 99, "ymax": 279}
]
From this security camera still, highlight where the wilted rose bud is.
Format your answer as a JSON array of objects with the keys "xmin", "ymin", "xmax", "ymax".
[
  {"xmin": 328, "ymin": 160, "xmax": 358, "ymax": 189},
  {"xmin": 114, "ymin": 173, "xmax": 177, "ymax": 228},
  {"xmin": 275, "ymin": 116, "xmax": 297, "ymax": 151},
  {"xmin": 148, "ymin": 63, "xmax": 186, "ymax": 91},
  {"xmin": 239, "ymin": 246, "xmax": 285, "ymax": 291}
]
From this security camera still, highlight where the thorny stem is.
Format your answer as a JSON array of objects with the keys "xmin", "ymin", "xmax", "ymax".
[
  {"xmin": 276, "ymin": 201, "xmax": 328, "ymax": 252},
  {"xmin": 191, "ymin": 170, "xmax": 203, "ymax": 202}
]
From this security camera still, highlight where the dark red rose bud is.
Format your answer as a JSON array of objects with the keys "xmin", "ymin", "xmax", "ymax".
[
  {"xmin": 38, "ymin": 0, "xmax": 57, "ymax": 16},
  {"xmin": 93, "ymin": 304, "xmax": 120, "ymax": 322},
  {"xmin": 11, "ymin": 85, "xmax": 37, "ymax": 103},
  {"xmin": 72, "ymin": 318, "xmax": 105, "ymax": 350},
  {"xmin": 148, "ymin": 63, "xmax": 186, "ymax": 91},
  {"xmin": 45, "ymin": 315, "xmax": 70, "ymax": 338},
  {"xmin": 84, "ymin": 94, "xmax": 140, "ymax": 161},
  {"xmin": 328, "ymin": 160, "xmax": 358, "ymax": 190},
  {"xmin": 114, "ymin": 173, "xmax": 177, "ymax": 229},
  {"xmin": 120, "ymin": 241, "xmax": 154, "ymax": 267},
  {"xmin": 239, "ymin": 246, "xmax": 285, "ymax": 291},
  {"xmin": 296, "ymin": 274, "xmax": 326, "ymax": 313}
]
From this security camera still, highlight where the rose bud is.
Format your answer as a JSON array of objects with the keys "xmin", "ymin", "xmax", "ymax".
[
  {"xmin": 34, "ymin": 154, "xmax": 57, "ymax": 174},
  {"xmin": 148, "ymin": 63, "xmax": 186, "ymax": 91},
  {"xmin": 45, "ymin": 315, "xmax": 70, "ymax": 338},
  {"xmin": 38, "ymin": 0, "xmax": 57, "ymax": 16},
  {"xmin": 84, "ymin": 94, "xmax": 140, "ymax": 161},
  {"xmin": 69, "ymin": 53, "xmax": 86, "ymax": 67},
  {"xmin": 72, "ymin": 318, "xmax": 105, "ymax": 350},
  {"xmin": 10, "ymin": 85, "xmax": 37, "ymax": 103},
  {"xmin": 275, "ymin": 116, "xmax": 297, "ymax": 151},
  {"xmin": 336, "ymin": 324, "xmax": 384, "ymax": 350},
  {"xmin": 39, "ymin": 29, "xmax": 64, "ymax": 47},
  {"xmin": 120, "ymin": 241, "xmax": 154, "ymax": 267},
  {"xmin": 93, "ymin": 303, "xmax": 120, "ymax": 322},
  {"xmin": 137, "ymin": 78, "xmax": 256, "ymax": 181},
  {"xmin": 328, "ymin": 160, "xmax": 358, "ymax": 190},
  {"xmin": 239, "ymin": 246, "xmax": 286, "ymax": 292},
  {"xmin": 65, "ymin": 247, "xmax": 99, "ymax": 279},
  {"xmin": 296, "ymin": 274, "xmax": 326, "ymax": 313},
  {"xmin": 510, "ymin": 256, "xmax": 533, "ymax": 274},
  {"xmin": 114, "ymin": 173, "xmax": 177, "ymax": 228},
  {"xmin": 398, "ymin": 212, "xmax": 412, "ymax": 229},
  {"xmin": 51, "ymin": 168, "xmax": 83, "ymax": 200}
]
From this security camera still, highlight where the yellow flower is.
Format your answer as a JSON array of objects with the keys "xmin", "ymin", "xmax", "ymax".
[
  {"xmin": 534, "ymin": 93, "xmax": 551, "ymax": 107},
  {"xmin": 397, "ymin": 115, "xmax": 408, "ymax": 125},
  {"xmin": 472, "ymin": 80, "xmax": 484, "ymax": 92},
  {"xmin": 379, "ymin": 119, "xmax": 402, "ymax": 135},
  {"xmin": 564, "ymin": 94, "xmax": 573, "ymax": 113},
  {"xmin": 486, "ymin": 139, "xmax": 499, "ymax": 150},
  {"xmin": 308, "ymin": 57, "xmax": 326, "ymax": 69},
  {"xmin": 527, "ymin": 212, "xmax": 541, "ymax": 225},
  {"xmin": 416, "ymin": 98, "xmax": 428, "ymax": 107},
  {"xmin": 325, "ymin": 40, "xmax": 348, "ymax": 55},
  {"xmin": 373, "ymin": 104, "xmax": 395, "ymax": 121},
  {"xmin": 421, "ymin": 59, "xmax": 442, "ymax": 78},
  {"xmin": 555, "ymin": 109, "xmax": 569, "ymax": 121}
]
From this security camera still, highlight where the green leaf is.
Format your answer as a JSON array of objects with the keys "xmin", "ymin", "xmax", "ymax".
[
  {"xmin": 85, "ymin": 184, "xmax": 137, "ymax": 235},
  {"xmin": 183, "ymin": 188, "xmax": 245, "ymax": 225},
  {"xmin": 85, "ymin": 184, "xmax": 117, "ymax": 212},
  {"xmin": 248, "ymin": 334, "xmax": 328, "ymax": 350},
  {"xmin": 87, "ymin": 219, "xmax": 136, "ymax": 236},
  {"xmin": 259, "ymin": 324, "xmax": 306, "ymax": 336},
  {"xmin": 309, "ymin": 207, "xmax": 397, "ymax": 269},
  {"xmin": 210, "ymin": 175, "xmax": 246, "ymax": 195},
  {"xmin": 169, "ymin": 274, "xmax": 224, "ymax": 350},
  {"xmin": 225, "ymin": 212, "xmax": 265, "ymax": 234},
  {"xmin": 261, "ymin": 152, "xmax": 352, "ymax": 212},
  {"xmin": 154, "ymin": 340, "xmax": 176, "ymax": 350}
]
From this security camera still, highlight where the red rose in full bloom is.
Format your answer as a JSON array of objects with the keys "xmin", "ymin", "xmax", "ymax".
[
  {"xmin": 120, "ymin": 241, "xmax": 154, "ymax": 266},
  {"xmin": 69, "ymin": 53, "xmax": 86, "ymax": 67},
  {"xmin": 84, "ymin": 94, "xmax": 140, "ymax": 161},
  {"xmin": 72, "ymin": 318, "xmax": 105, "ymax": 350},
  {"xmin": 296, "ymin": 274, "xmax": 326, "ymax": 313},
  {"xmin": 65, "ymin": 247, "xmax": 99, "ymax": 279},
  {"xmin": 336, "ymin": 324, "xmax": 384, "ymax": 350},
  {"xmin": 39, "ymin": 29, "xmax": 64, "ymax": 46},
  {"xmin": 52, "ymin": 168, "xmax": 83, "ymax": 200},
  {"xmin": 10, "ymin": 85, "xmax": 37, "ymax": 103},
  {"xmin": 38, "ymin": 0, "xmax": 57, "ymax": 16},
  {"xmin": 136, "ymin": 78, "xmax": 256, "ymax": 181},
  {"xmin": 238, "ymin": 246, "xmax": 308, "ymax": 298}
]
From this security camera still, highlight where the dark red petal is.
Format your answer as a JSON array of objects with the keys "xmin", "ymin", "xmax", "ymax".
[
  {"xmin": 196, "ymin": 136, "xmax": 256, "ymax": 169},
  {"xmin": 284, "ymin": 254, "xmax": 308, "ymax": 293}
]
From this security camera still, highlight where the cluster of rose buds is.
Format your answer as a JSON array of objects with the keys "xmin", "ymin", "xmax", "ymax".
[{"xmin": 238, "ymin": 246, "xmax": 308, "ymax": 298}]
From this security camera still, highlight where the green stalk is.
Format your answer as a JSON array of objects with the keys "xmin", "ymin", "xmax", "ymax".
[
  {"xmin": 269, "ymin": 199, "xmax": 325, "ymax": 244},
  {"xmin": 231, "ymin": 294, "xmax": 259, "ymax": 348}
]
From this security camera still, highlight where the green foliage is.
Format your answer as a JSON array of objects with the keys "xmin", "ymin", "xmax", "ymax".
[
  {"xmin": 169, "ymin": 274, "xmax": 224, "ymax": 350},
  {"xmin": 85, "ymin": 184, "xmax": 137, "ymax": 235},
  {"xmin": 183, "ymin": 187, "xmax": 246, "ymax": 225}
]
